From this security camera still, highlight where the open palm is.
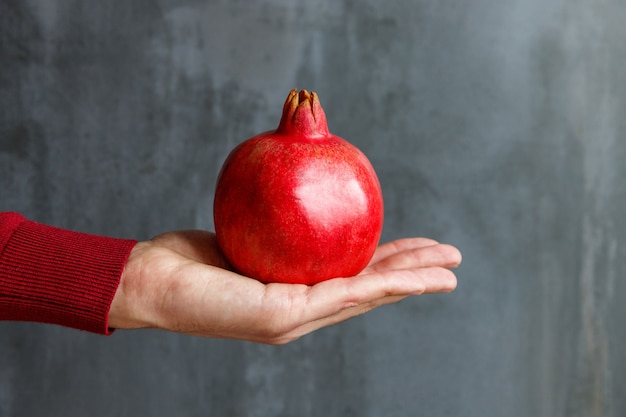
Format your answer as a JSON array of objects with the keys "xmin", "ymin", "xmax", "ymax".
[{"xmin": 109, "ymin": 230, "xmax": 461, "ymax": 344}]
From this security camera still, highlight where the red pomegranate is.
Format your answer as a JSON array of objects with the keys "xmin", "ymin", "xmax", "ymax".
[{"xmin": 213, "ymin": 89, "xmax": 384, "ymax": 285}]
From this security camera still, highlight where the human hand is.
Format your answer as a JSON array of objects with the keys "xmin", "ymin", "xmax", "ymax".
[{"xmin": 108, "ymin": 230, "xmax": 461, "ymax": 344}]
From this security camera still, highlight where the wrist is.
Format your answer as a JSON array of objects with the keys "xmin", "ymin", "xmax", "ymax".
[{"xmin": 108, "ymin": 241, "xmax": 154, "ymax": 330}]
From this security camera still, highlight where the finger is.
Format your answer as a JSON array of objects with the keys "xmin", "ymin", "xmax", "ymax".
[
  {"xmin": 278, "ymin": 267, "xmax": 458, "ymax": 343},
  {"xmin": 368, "ymin": 238, "xmax": 440, "ymax": 265},
  {"xmin": 298, "ymin": 266, "xmax": 457, "ymax": 325},
  {"xmin": 365, "ymin": 243, "xmax": 462, "ymax": 274}
]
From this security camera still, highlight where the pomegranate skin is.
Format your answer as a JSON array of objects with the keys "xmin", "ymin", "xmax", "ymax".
[{"xmin": 213, "ymin": 90, "xmax": 384, "ymax": 285}]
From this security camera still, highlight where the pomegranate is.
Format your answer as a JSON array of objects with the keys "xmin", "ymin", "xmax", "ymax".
[{"xmin": 213, "ymin": 89, "xmax": 384, "ymax": 285}]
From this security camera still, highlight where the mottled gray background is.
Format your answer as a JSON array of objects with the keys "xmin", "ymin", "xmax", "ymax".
[{"xmin": 1, "ymin": 0, "xmax": 625, "ymax": 416}]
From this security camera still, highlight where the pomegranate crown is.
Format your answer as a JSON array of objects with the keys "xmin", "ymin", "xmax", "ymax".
[{"xmin": 277, "ymin": 89, "xmax": 330, "ymax": 138}]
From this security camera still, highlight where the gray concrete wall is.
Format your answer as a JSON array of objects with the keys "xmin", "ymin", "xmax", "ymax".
[{"xmin": 2, "ymin": 1, "xmax": 626, "ymax": 416}]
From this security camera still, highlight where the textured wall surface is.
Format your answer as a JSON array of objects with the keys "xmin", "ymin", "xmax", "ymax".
[{"xmin": 2, "ymin": 1, "xmax": 626, "ymax": 416}]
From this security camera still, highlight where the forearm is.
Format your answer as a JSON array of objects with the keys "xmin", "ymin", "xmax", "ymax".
[{"xmin": 0, "ymin": 212, "xmax": 136, "ymax": 334}]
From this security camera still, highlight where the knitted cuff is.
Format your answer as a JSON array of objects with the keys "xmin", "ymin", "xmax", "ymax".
[{"xmin": 0, "ymin": 213, "xmax": 137, "ymax": 335}]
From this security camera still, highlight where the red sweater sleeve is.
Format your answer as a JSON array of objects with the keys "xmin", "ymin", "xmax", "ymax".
[{"xmin": 0, "ymin": 212, "xmax": 137, "ymax": 335}]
